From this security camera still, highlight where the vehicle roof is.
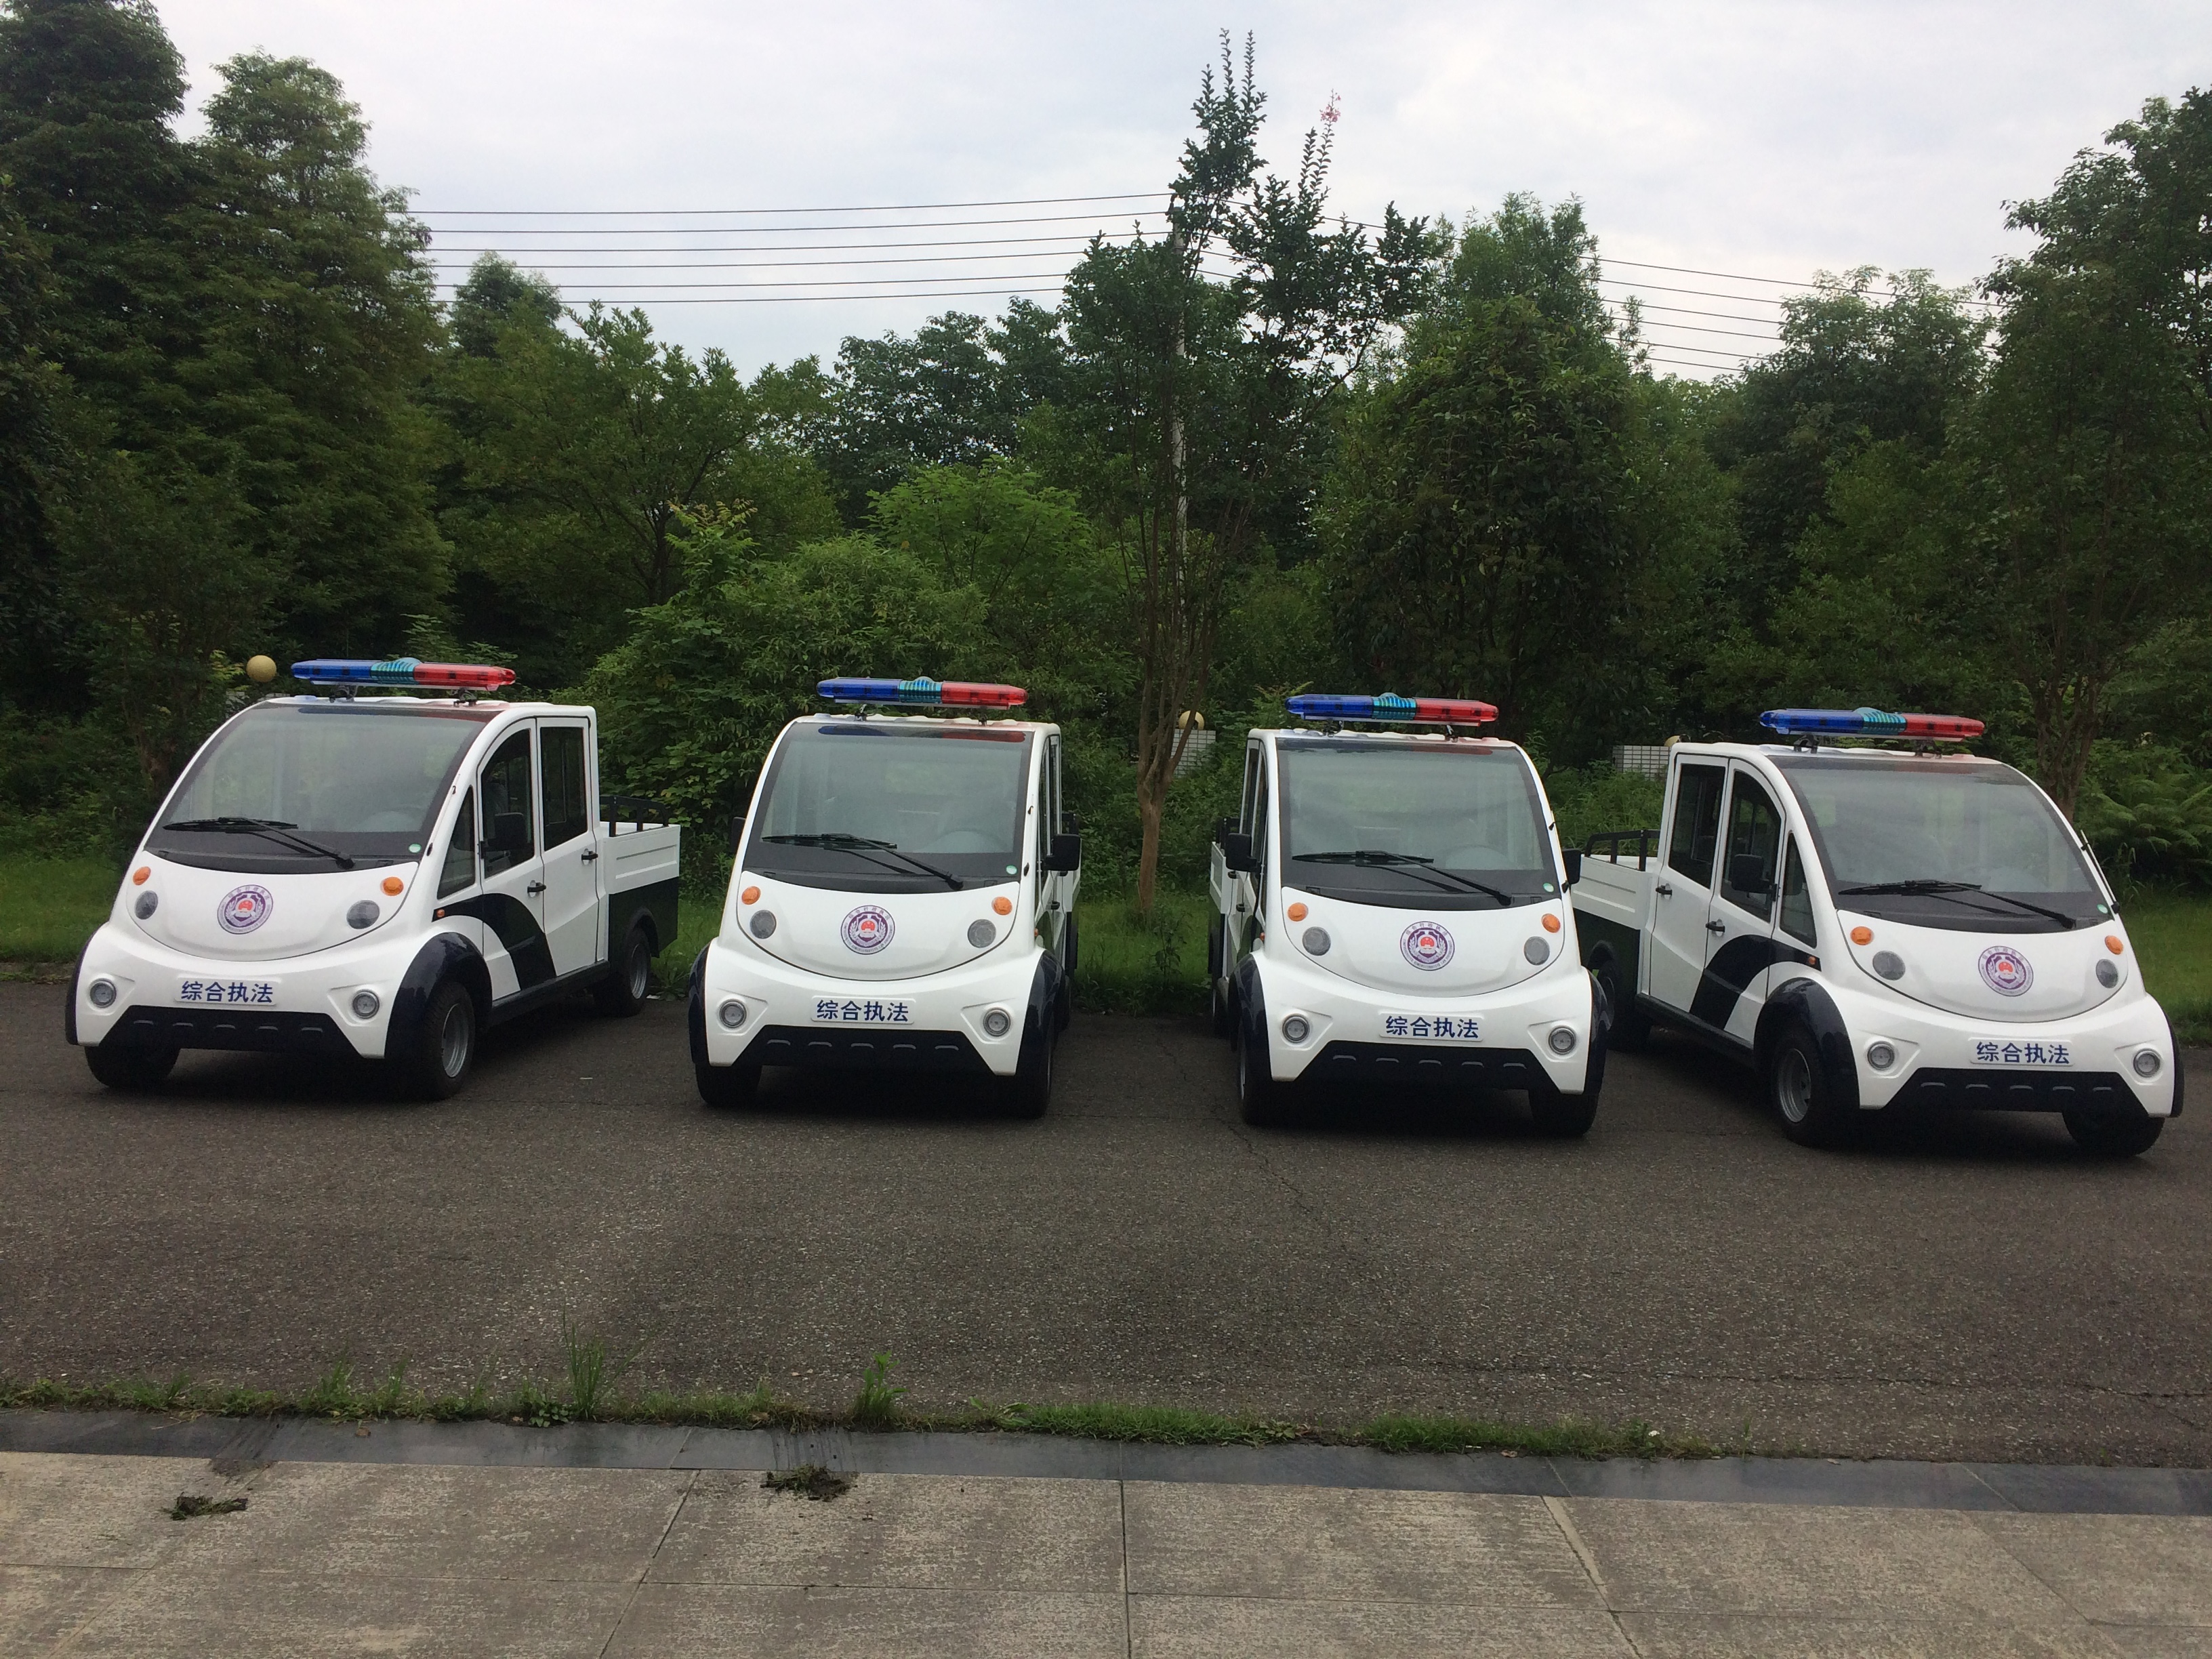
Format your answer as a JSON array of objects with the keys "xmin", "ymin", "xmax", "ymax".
[
  {"xmin": 267, "ymin": 695, "xmax": 594, "ymax": 717},
  {"xmin": 783, "ymin": 712, "xmax": 1059, "ymax": 733},
  {"xmin": 1252, "ymin": 726, "xmax": 1523, "ymax": 750},
  {"xmin": 1673, "ymin": 739, "xmax": 2005, "ymax": 764}
]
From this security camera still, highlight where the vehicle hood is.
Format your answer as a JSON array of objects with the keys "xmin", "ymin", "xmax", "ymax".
[
  {"xmin": 735, "ymin": 874, "xmax": 1022, "ymax": 980},
  {"xmin": 123, "ymin": 855, "xmax": 415, "ymax": 960},
  {"xmin": 1838, "ymin": 911, "xmax": 2130, "ymax": 1022},
  {"xmin": 1279, "ymin": 886, "xmax": 1568, "ymax": 995}
]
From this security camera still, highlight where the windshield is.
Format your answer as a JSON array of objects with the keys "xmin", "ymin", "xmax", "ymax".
[
  {"xmin": 147, "ymin": 701, "xmax": 492, "ymax": 872},
  {"xmin": 1774, "ymin": 755, "xmax": 2108, "ymax": 933},
  {"xmin": 1276, "ymin": 739, "xmax": 1555, "ymax": 909},
  {"xmin": 745, "ymin": 721, "xmax": 1031, "ymax": 892}
]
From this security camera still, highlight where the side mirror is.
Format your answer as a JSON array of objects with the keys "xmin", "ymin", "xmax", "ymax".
[
  {"xmin": 1561, "ymin": 848, "xmax": 1583, "ymax": 888},
  {"xmin": 1729, "ymin": 853, "xmax": 1773, "ymax": 895},
  {"xmin": 482, "ymin": 811, "xmax": 528, "ymax": 855},
  {"xmin": 1046, "ymin": 832, "xmax": 1082, "ymax": 873},
  {"xmin": 1221, "ymin": 831, "xmax": 1256, "ymax": 874}
]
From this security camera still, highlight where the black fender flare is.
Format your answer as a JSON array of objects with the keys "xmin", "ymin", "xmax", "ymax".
[
  {"xmin": 1025, "ymin": 948, "xmax": 1063, "ymax": 1047},
  {"xmin": 388, "ymin": 934, "xmax": 490, "ymax": 1059},
  {"xmin": 1233, "ymin": 954, "xmax": 1267, "ymax": 1053},
  {"xmin": 687, "ymin": 944, "xmax": 711, "ymax": 1067},
  {"xmin": 64, "ymin": 941, "xmax": 87, "ymax": 1046},
  {"xmin": 1578, "ymin": 968, "xmax": 1611, "ymax": 1095},
  {"xmin": 1757, "ymin": 976, "xmax": 1860, "ymax": 1110}
]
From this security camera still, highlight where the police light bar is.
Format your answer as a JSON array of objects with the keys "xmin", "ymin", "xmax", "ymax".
[
  {"xmin": 1760, "ymin": 706, "xmax": 1984, "ymax": 739},
  {"xmin": 291, "ymin": 657, "xmax": 516, "ymax": 691},
  {"xmin": 1286, "ymin": 693, "xmax": 1498, "ymax": 725},
  {"xmin": 817, "ymin": 676, "xmax": 1027, "ymax": 708}
]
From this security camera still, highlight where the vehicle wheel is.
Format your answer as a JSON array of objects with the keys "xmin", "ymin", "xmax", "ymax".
[
  {"xmin": 1053, "ymin": 956, "xmax": 1074, "ymax": 1033},
  {"xmin": 85, "ymin": 1044, "xmax": 178, "ymax": 1090},
  {"xmin": 1595, "ymin": 957, "xmax": 1650, "ymax": 1050},
  {"xmin": 1003, "ymin": 1015, "xmax": 1054, "ymax": 1118},
  {"xmin": 697, "ymin": 1060, "xmax": 760, "ymax": 1110},
  {"xmin": 1767, "ymin": 1023, "xmax": 1847, "ymax": 1147},
  {"xmin": 1528, "ymin": 1078, "xmax": 1599, "ymax": 1138},
  {"xmin": 1236, "ymin": 1025, "xmax": 1292, "ymax": 1126},
  {"xmin": 399, "ymin": 978, "xmax": 477, "ymax": 1101},
  {"xmin": 594, "ymin": 920, "xmax": 653, "ymax": 1017},
  {"xmin": 2064, "ymin": 1102, "xmax": 2164, "ymax": 1158}
]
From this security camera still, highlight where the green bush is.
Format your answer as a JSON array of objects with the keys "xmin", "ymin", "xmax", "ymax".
[{"xmin": 2077, "ymin": 741, "xmax": 2212, "ymax": 888}]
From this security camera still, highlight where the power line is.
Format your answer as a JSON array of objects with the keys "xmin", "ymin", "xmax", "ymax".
[
  {"xmin": 429, "ymin": 247, "xmax": 1115, "ymax": 272},
  {"xmin": 415, "ymin": 209, "xmax": 1172, "ymax": 235},
  {"xmin": 451, "ymin": 285, "xmax": 1077, "ymax": 306},
  {"xmin": 1607, "ymin": 299, "xmax": 1783, "ymax": 328},
  {"xmin": 414, "ymin": 190, "xmax": 1169, "ymax": 217},
  {"xmin": 1599, "ymin": 255, "xmax": 1993, "ymax": 306},
  {"xmin": 426, "ymin": 230, "xmax": 1156, "ymax": 255}
]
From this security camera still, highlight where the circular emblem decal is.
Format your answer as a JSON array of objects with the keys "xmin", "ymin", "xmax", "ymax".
[
  {"xmin": 218, "ymin": 885, "xmax": 273, "ymax": 935},
  {"xmin": 842, "ymin": 905, "xmax": 895, "ymax": 955},
  {"xmin": 1978, "ymin": 945, "xmax": 2034, "ymax": 998},
  {"xmin": 1399, "ymin": 920, "xmax": 1455, "ymax": 971}
]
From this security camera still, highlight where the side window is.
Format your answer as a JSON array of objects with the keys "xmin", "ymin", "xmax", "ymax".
[
  {"xmin": 1250, "ymin": 756, "xmax": 1272, "ymax": 878},
  {"xmin": 1779, "ymin": 837, "xmax": 1817, "ymax": 945},
  {"xmin": 438, "ymin": 788, "xmax": 477, "ymax": 898},
  {"xmin": 1719, "ymin": 772, "xmax": 1784, "ymax": 920},
  {"xmin": 540, "ymin": 726, "xmax": 588, "ymax": 849},
  {"xmin": 479, "ymin": 729, "xmax": 535, "ymax": 876},
  {"xmin": 1666, "ymin": 763, "xmax": 1726, "ymax": 887},
  {"xmin": 1240, "ymin": 743, "xmax": 1262, "ymax": 834},
  {"xmin": 1047, "ymin": 735, "xmax": 1063, "ymax": 835}
]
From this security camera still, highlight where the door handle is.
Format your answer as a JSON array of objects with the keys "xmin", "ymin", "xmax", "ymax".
[
  {"xmin": 1655, "ymin": 882, "xmax": 1673, "ymax": 897},
  {"xmin": 1706, "ymin": 919, "xmax": 1726, "ymax": 933},
  {"xmin": 580, "ymin": 849, "xmax": 598, "ymax": 863},
  {"xmin": 527, "ymin": 881, "xmax": 548, "ymax": 895}
]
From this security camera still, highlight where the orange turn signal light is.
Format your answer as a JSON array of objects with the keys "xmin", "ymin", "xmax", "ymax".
[
  {"xmin": 1286, "ymin": 902, "xmax": 1308, "ymax": 922},
  {"xmin": 992, "ymin": 895, "xmax": 1013, "ymax": 916},
  {"xmin": 382, "ymin": 876, "xmax": 404, "ymax": 895},
  {"xmin": 1849, "ymin": 926, "xmax": 1874, "ymax": 945},
  {"xmin": 131, "ymin": 866, "xmax": 150, "ymax": 885},
  {"xmin": 741, "ymin": 885, "xmax": 760, "ymax": 905},
  {"xmin": 2106, "ymin": 935, "xmax": 2125, "ymax": 955},
  {"xmin": 1542, "ymin": 912, "xmax": 1561, "ymax": 934}
]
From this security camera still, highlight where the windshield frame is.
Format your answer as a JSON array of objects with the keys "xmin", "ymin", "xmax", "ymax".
[
  {"xmin": 1770, "ymin": 752, "xmax": 2110, "ymax": 934},
  {"xmin": 145, "ymin": 698, "xmax": 495, "ymax": 874},
  {"xmin": 1273, "ymin": 734, "xmax": 1559, "ymax": 912},
  {"xmin": 742, "ymin": 718, "xmax": 1035, "ymax": 894}
]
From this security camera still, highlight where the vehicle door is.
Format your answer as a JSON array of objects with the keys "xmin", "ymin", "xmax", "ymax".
[
  {"xmin": 536, "ymin": 717, "xmax": 600, "ymax": 978},
  {"xmin": 473, "ymin": 724, "xmax": 552, "ymax": 996},
  {"xmin": 1694, "ymin": 764, "xmax": 1788, "ymax": 1036},
  {"xmin": 1033, "ymin": 735, "xmax": 1071, "ymax": 962},
  {"xmin": 1647, "ymin": 758, "xmax": 1727, "ymax": 1015},
  {"xmin": 1235, "ymin": 746, "xmax": 1272, "ymax": 964}
]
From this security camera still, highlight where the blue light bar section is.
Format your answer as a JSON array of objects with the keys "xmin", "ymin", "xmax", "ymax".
[
  {"xmin": 1284, "ymin": 693, "xmax": 1498, "ymax": 724},
  {"xmin": 291, "ymin": 657, "xmax": 413, "ymax": 684},
  {"xmin": 1761, "ymin": 707, "xmax": 1984, "ymax": 739}
]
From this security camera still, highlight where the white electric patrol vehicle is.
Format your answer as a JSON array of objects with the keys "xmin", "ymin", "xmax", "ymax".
[
  {"xmin": 1206, "ymin": 693, "xmax": 1605, "ymax": 1132},
  {"xmin": 1573, "ymin": 705, "xmax": 2179, "ymax": 1154},
  {"xmin": 68, "ymin": 656, "xmax": 680, "ymax": 1099},
  {"xmin": 691, "ymin": 676, "xmax": 1081, "ymax": 1115}
]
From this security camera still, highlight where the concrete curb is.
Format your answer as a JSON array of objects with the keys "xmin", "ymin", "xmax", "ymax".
[{"xmin": 4, "ymin": 1409, "xmax": 2207, "ymax": 1515}]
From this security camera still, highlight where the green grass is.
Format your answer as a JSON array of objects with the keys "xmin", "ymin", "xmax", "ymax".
[
  {"xmin": 0, "ymin": 855, "xmax": 117, "ymax": 966},
  {"xmin": 1070, "ymin": 890, "xmax": 1212, "ymax": 1015},
  {"xmin": 2125, "ymin": 888, "xmax": 2212, "ymax": 1044}
]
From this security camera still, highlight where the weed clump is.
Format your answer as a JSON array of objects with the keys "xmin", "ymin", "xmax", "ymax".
[
  {"xmin": 763, "ymin": 1465, "xmax": 852, "ymax": 1501},
  {"xmin": 168, "ymin": 1493, "xmax": 247, "ymax": 1520}
]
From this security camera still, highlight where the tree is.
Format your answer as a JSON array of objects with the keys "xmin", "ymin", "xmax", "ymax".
[{"xmin": 449, "ymin": 253, "xmax": 560, "ymax": 358}]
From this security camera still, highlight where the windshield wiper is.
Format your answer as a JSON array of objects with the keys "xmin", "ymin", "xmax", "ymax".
[
  {"xmin": 762, "ymin": 832, "xmax": 962, "ymax": 890},
  {"xmin": 1836, "ymin": 879, "xmax": 2076, "ymax": 929},
  {"xmin": 1293, "ymin": 849, "xmax": 1513, "ymax": 905},
  {"xmin": 161, "ymin": 815, "xmax": 355, "ymax": 868}
]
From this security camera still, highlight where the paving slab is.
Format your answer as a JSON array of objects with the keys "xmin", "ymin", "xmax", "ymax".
[
  {"xmin": 605, "ymin": 1582, "xmax": 1128, "ymax": 1658},
  {"xmin": 0, "ymin": 1565, "xmax": 142, "ymax": 1652},
  {"xmin": 1969, "ymin": 1512, "xmax": 2212, "ymax": 1626},
  {"xmin": 1614, "ymin": 1611, "xmax": 2128, "ymax": 1657},
  {"xmin": 1130, "ymin": 1594, "xmax": 1637, "ymax": 1657},
  {"xmin": 0, "ymin": 1450, "xmax": 228, "ymax": 1570}
]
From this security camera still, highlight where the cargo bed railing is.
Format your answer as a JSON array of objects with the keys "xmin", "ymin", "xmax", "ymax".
[
  {"xmin": 600, "ymin": 794, "xmax": 676, "ymax": 834},
  {"xmin": 1583, "ymin": 827, "xmax": 1660, "ymax": 870}
]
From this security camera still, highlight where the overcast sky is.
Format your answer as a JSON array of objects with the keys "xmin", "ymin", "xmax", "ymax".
[{"xmin": 160, "ymin": 0, "xmax": 2205, "ymax": 379}]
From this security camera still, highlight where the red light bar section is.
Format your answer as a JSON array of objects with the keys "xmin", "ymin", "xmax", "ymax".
[
  {"xmin": 936, "ymin": 682, "xmax": 1027, "ymax": 708},
  {"xmin": 1411, "ymin": 698, "xmax": 1498, "ymax": 725},
  {"xmin": 1899, "ymin": 712, "xmax": 1984, "ymax": 739},
  {"xmin": 412, "ymin": 662, "xmax": 516, "ymax": 690}
]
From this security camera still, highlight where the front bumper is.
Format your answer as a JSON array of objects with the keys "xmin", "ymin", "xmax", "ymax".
[
  {"xmin": 72, "ymin": 920, "xmax": 420, "ymax": 1061},
  {"xmin": 1249, "ymin": 947, "xmax": 1598, "ymax": 1090},
  {"xmin": 1831, "ymin": 977, "xmax": 2179, "ymax": 1115},
  {"xmin": 695, "ymin": 933, "xmax": 1044, "ymax": 1078}
]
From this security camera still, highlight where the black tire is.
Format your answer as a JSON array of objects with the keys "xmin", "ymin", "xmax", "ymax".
[
  {"xmin": 697, "ymin": 1060, "xmax": 760, "ymax": 1110},
  {"xmin": 85, "ymin": 1044, "xmax": 177, "ymax": 1090},
  {"xmin": 1003, "ymin": 1014, "xmax": 1054, "ymax": 1118},
  {"xmin": 398, "ymin": 978, "xmax": 477, "ymax": 1101},
  {"xmin": 594, "ymin": 920, "xmax": 653, "ymax": 1017},
  {"xmin": 1235, "ymin": 1022, "xmax": 1292, "ymax": 1126},
  {"xmin": 1528, "ymin": 1078, "xmax": 1599, "ymax": 1138},
  {"xmin": 2064, "ymin": 1102, "xmax": 2164, "ymax": 1158},
  {"xmin": 1209, "ymin": 972, "xmax": 1235, "ymax": 1039},
  {"xmin": 1594, "ymin": 956, "xmax": 1650, "ymax": 1050},
  {"xmin": 1767, "ymin": 1022, "xmax": 1848, "ymax": 1147}
]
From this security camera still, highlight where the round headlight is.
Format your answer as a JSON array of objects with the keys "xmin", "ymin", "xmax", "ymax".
[
  {"xmin": 1871, "ymin": 950, "xmax": 1905, "ymax": 981},
  {"xmin": 968, "ymin": 919, "xmax": 996, "ymax": 947},
  {"xmin": 350, "ymin": 989, "xmax": 380, "ymax": 1019},
  {"xmin": 2133, "ymin": 1048, "xmax": 2163, "ymax": 1079},
  {"xmin": 1866, "ymin": 1041, "xmax": 1896, "ymax": 1071},
  {"xmin": 749, "ymin": 909, "xmax": 777, "ymax": 939},
  {"xmin": 134, "ymin": 890, "xmax": 159, "ymax": 920},
  {"xmin": 1548, "ymin": 1025, "xmax": 1578, "ymax": 1055},
  {"xmin": 982, "ymin": 1008, "xmax": 1012, "ymax": 1038},
  {"xmin": 718, "ymin": 998, "xmax": 747, "ymax": 1030},
  {"xmin": 1300, "ymin": 926, "xmax": 1330, "ymax": 956},
  {"xmin": 87, "ymin": 978, "xmax": 117, "ymax": 1009},
  {"xmin": 1281, "ymin": 1013, "xmax": 1311, "ymax": 1043},
  {"xmin": 347, "ymin": 900, "xmax": 380, "ymax": 930},
  {"xmin": 2095, "ymin": 958, "xmax": 2119, "ymax": 988},
  {"xmin": 1523, "ymin": 937, "xmax": 1551, "ymax": 965}
]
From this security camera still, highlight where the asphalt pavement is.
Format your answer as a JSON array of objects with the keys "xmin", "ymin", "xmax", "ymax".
[{"xmin": 2, "ymin": 983, "xmax": 2207, "ymax": 1464}]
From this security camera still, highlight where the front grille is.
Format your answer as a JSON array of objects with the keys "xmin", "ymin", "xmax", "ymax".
[
  {"xmin": 1307, "ymin": 1040, "xmax": 1544, "ymax": 1088},
  {"xmin": 108, "ymin": 1004, "xmax": 349, "ymax": 1056},
  {"xmin": 742, "ymin": 1023, "xmax": 988, "ymax": 1074},
  {"xmin": 1894, "ymin": 1067, "xmax": 2135, "ymax": 1113}
]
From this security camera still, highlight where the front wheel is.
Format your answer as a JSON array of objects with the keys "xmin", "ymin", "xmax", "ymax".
[
  {"xmin": 1528, "ymin": 1080, "xmax": 1598, "ymax": 1138},
  {"xmin": 1236, "ymin": 1025, "xmax": 1292, "ymax": 1126},
  {"xmin": 1768, "ymin": 1023, "xmax": 1848, "ymax": 1147},
  {"xmin": 2064, "ymin": 1102, "xmax": 2164, "ymax": 1158},
  {"xmin": 1002, "ymin": 1015, "xmax": 1054, "ymax": 1118},
  {"xmin": 1209, "ymin": 972, "xmax": 1235, "ymax": 1039},
  {"xmin": 593, "ymin": 920, "xmax": 653, "ymax": 1017},
  {"xmin": 398, "ymin": 978, "xmax": 477, "ymax": 1101},
  {"xmin": 697, "ymin": 1060, "xmax": 760, "ymax": 1110},
  {"xmin": 1595, "ymin": 957, "xmax": 1650, "ymax": 1050},
  {"xmin": 85, "ymin": 1044, "xmax": 178, "ymax": 1090}
]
